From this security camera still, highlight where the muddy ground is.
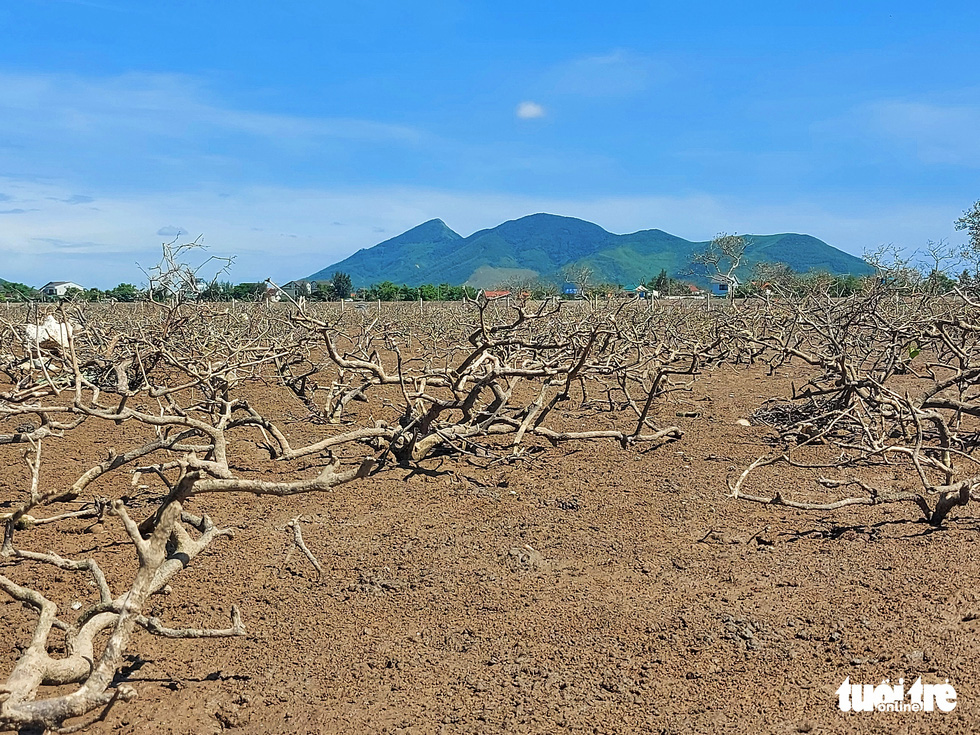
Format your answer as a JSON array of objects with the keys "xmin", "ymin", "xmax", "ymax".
[{"xmin": 3, "ymin": 361, "xmax": 979, "ymax": 734}]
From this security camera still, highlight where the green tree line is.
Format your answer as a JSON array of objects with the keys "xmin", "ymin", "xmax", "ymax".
[{"xmin": 356, "ymin": 281, "xmax": 477, "ymax": 302}]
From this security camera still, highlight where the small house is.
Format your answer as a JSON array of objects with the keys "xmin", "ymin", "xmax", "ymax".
[
  {"xmin": 709, "ymin": 275, "xmax": 740, "ymax": 298},
  {"xmin": 633, "ymin": 285, "xmax": 661, "ymax": 299},
  {"xmin": 40, "ymin": 281, "xmax": 84, "ymax": 298},
  {"xmin": 279, "ymin": 280, "xmax": 313, "ymax": 300}
]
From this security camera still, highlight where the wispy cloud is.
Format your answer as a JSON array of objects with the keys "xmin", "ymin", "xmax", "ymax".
[
  {"xmin": 0, "ymin": 71, "xmax": 428, "ymax": 190},
  {"xmin": 0, "ymin": 71, "xmax": 422, "ymax": 144},
  {"xmin": 864, "ymin": 99, "xmax": 980, "ymax": 167},
  {"xmin": 816, "ymin": 94, "xmax": 980, "ymax": 170},
  {"xmin": 31, "ymin": 237, "xmax": 119, "ymax": 253},
  {"xmin": 547, "ymin": 50, "xmax": 663, "ymax": 98},
  {"xmin": 516, "ymin": 101, "xmax": 546, "ymax": 119},
  {"xmin": 0, "ymin": 176, "xmax": 964, "ymax": 288},
  {"xmin": 48, "ymin": 194, "xmax": 95, "ymax": 205}
]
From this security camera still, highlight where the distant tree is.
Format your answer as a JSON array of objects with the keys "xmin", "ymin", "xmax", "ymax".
[
  {"xmin": 370, "ymin": 281, "xmax": 400, "ymax": 301},
  {"xmin": 788, "ymin": 271, "xmax": 868, "ymax": 298},
  {"xmin": 831, "ymin": 274, "xmax": 866, "ymax": 297},
  {"xmin": 302, "ymin": 281, "xmax": 327, "ymax": 301},
  {"xmin": 139, "ymin": 235, "xmax": 233, "ymax": 303},
  {"xmin": 493, "ymin": 276, "xmax": 530, "ymax": 300},
  {"xmin": 956, "ymin": 199, "xmax": 980, "ymax": 261},
  {"xmin": 488, "ymin": 277, "xmax": 554, "ymax": 301},
  {"xmin": 199, "ymin": 281, "xmax": 234, "ymax": 302},
  {"xmin": 397, "ymin": 284, "xmax": 418, "ymax": 301},
  {"xmin": 589, "ymin": 282, "xmax": 620, "ymax": 299},
  {"xmin": 957, "ymin": 268, "xmax": 980, "ymax": 294},
  {"xmin": 560, "ymin": 264, "xmax": 593, "ymax": 297},
  {"xmin": 643, "ymin": 271, "xmax": 685, "ymax": 297},
  {"xmin": 747, "ymin": 262, "xmax": 799, "ymax": 297},
  {"xmin": 0, "ymin": 281, "xmax": 36, "ymax": 301},
  {"xmin": 417, "ymin": 284, "xmax": 438, "ymax": 301},
  {"xmin": 923, "ymin": 269, "xmax": 956, "ymax": 294},
  {"xmin": 331, "ymin": 272, "xmax": 353, "ymax": 300},
  {"xmin": 692, "ymin": 233, "xmax": 748, "ymax": 301},
  {"xmin": 441, "ymin": 284, "xmax": 478, "ymax": 300},
  {"xmin": 62, "ymin": 287, "xmax": 84, "ymax": 301},
  {"xmin": 107, "ymin": 283, "xmax": 142, "ymax": 302},
  {"xmin": 864, "ymin": 244, "xmax": 923, "ymax": 291},
  {"xmin": 651, "ymin": 269, "xmax": 669, "ymax": 294},
  {"xmin": 231, "ymin": 282, "xmax": 265, "ymax": 301},
  {"xmin": 529, "ymin": 280, "xmax": 558, "ymax": 299}
]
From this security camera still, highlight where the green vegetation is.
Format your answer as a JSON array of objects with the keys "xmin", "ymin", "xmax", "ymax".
[
  {"xmin": 304, "ymin": 213, "xmax": 874, "ymax": 290},
  {"xmin": 9, "ymin": 200, "xmax": 979, "ymax": 305},
  {"xmin": 956, "ymin": 199, "xmax": 980, "ymax": 255},
  {"xmin": 56, "ymin": 284, "xmax": 145, "ymax": 302},
  {"xmin": 197, "ymin": 282, "xmax": 266, "ymax": 301},
  {"xmin": 330, "ymin": 272, "xmax": 353, "ymax": 300},
  {"xmin": 733, "ymin": 264, "xmax": 962, "ymax": 300},
  {"xmin": 356, "ymin": 281, "xmax": 477, "ymax": 302},
  {"xmin": 643, "ymin": 269, "xmax": 694, "ymax": 297},
  {"xmin": 0, "ymin": 280, "xmax": 37, "ymax": 301}
]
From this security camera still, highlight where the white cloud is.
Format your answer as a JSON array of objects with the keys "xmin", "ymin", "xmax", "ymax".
[{"xmin": 516, "ymin": 101, "xmax": 546, "ymax": 120}]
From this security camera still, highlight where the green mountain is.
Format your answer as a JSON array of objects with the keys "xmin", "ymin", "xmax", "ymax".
[{"xmin": 306, "ymin": 213, "xmax": 873, "ymax": 288}]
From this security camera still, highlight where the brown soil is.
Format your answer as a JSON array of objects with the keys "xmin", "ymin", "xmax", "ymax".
[{"xmin": 3, "ymin": 362, "xmax": 980, "ymax": 734}]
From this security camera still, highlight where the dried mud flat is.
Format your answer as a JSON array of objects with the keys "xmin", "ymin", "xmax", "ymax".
[{"xmin": 3, "ymin": 363, "xmax": 980, "ymax": 735}]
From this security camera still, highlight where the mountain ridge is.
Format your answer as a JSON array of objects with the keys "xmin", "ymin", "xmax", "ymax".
[{"xmin": 306, "ymin": 213, "xmax": 872, "ymax": 288}]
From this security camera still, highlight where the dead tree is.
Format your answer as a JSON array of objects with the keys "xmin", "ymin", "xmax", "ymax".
[
  {"xmin": 0, "ymin": 295, "xmax": 701, "ymax": 732},
  {"xmin": 728, "ymin": 278, "xmax": 980, "ymax": 526}
]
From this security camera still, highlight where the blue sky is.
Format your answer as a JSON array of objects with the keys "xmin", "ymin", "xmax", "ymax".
[{"xmin": 1, "ymin": 0, "xmax": 978, "ymax": 288}]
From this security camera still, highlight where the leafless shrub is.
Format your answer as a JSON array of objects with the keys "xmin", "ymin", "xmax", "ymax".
[
  {"xmin": 0, "ymin": 292, "xmax": 711, "ymax": 731},
  {"xmin": 728, "ymin": 276, "xmax": 980, "ymax": 526}
]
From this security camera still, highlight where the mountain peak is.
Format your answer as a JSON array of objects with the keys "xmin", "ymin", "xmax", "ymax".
[
  {"xmin": 494, "ymin": 213, "xmax": 611, "ymax": 237},
  {"xmin": 388, "ymin": 218, "xmax": 461, "ymax": 244},
  {"xmin": 305, "ymin": 215, "xmax": 872, "ymax": 288}
]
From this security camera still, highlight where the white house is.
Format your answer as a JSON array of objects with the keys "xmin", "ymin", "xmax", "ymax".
[
  {"xmin": 633, "ymin": 285, "xmax": 660, "ymax": 299},
  {"xmin": 40, "ymin": 281, "xmax": 84, "ymax": 298}
]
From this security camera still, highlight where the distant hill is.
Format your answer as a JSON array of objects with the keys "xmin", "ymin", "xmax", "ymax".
[
  {"xmin": 306, "ymin": 213, "xmax": 873, "ymax": 288},
  {"xmin": 0, "ymin": 278, "xmax": 36, "ymax": 300}
]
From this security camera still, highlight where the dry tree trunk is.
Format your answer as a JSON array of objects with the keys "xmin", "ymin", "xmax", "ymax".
[
  {"xmin": 728, "ymin": 283, "xmax": 980, "ymax": 526},
  {"xmin": 0, "ymin": 295, "xmax": 703, "ymax": 731}
]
